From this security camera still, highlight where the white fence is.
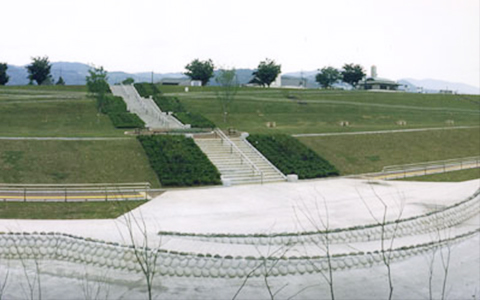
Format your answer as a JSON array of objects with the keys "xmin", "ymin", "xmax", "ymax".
[
  {"xmin": 0, "ymin": 183, "xmax": 150, "ymax": 202},
  {"xmin": 376, "ymin": 156, "xmax": 480, "ymax": 180}
]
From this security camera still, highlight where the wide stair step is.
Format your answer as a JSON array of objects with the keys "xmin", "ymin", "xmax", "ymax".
[{"xmin": 194, "ymin": 134, "xmax": 286, "ymax": 186}]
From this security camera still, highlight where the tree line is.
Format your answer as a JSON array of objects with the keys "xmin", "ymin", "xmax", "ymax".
[
  {"xmin": 184, "ymin": 59, "xmax": 366, "ymax": 89},
  {"xmin": 0, "ymin": 56, "xmax": 366, "ymax": 90}
]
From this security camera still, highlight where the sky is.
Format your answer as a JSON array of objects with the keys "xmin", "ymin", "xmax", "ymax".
[{"xmin": 1, "ymin": 0, "xmax": 479, "ymax": 87}]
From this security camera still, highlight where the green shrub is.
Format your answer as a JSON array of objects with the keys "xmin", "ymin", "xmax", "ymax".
[
  {"xmin": 174, "ymin": 112, "xmax": 215, "ymax": 128},
  {"xmin": 247, "ymin": 134, "xmax": 339, "ymax": 179},
  {"xmin": 133, "ymin": 83, "xmax": 161, "ymax": 98},
  {"xmin": 137, "ymin": 135, "xmax": 221, "ymax": 187},
  {"xmin": 108, "ymin": 112, "xmax": 145, "ymax": 128},
  {"xmin": 134, "ymin": 83, "xmax": 216, "ymax": 128},
  {"xmin": 152, "ymin": 95, "xmax": 186, "ymax": 113},
  {"xmin": 98, "ymin": 95, "xmax": 127, "ymax": 114}
]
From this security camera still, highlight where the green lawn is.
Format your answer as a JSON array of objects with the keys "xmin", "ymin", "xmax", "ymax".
[
  {"xmin": 0, "ymin": 200, "xmax": 146, "ymax": 219},
  {"xmin": 398, "ymin": 168, "xmax": 480, "ymax": 182},
  {"xmin": 168, "ymin": 88, "xmax": 480, "ymax": 135},
  {"xmin": 0, "ymin": 140, "xmax": 161, "ymax": 187},
  {"xmin": 298, "ymin": 128, "xmax": 480, "ymax": 175},
  {"xmin": 0, "ymin": 100, "xmax": 127, "ymax": 137}
]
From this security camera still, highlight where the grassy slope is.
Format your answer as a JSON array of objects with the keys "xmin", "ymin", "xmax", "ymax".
[
  {"xmin": 0, "ymin": 139, "xmax": 161, "ymax": 187},
  {"xmin": 398, "ymin": 168, "xmax": 480, "ymax": 182},
  {"xmin": 298, "ymin": 128, "xmax": 480, "ymax": 175},
  {"xmin": 0, "ymin": 201, "xmax": 146, "ymax": 219},
  {"xmin": 171, "ymin": 88, "xmax": 480, "ymax": 135},
  {"xmin": 0, "ymin": 100, "xmax": 128, "ymax": 137}
]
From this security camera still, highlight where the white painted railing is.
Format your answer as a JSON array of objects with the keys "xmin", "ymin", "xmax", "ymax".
[
  {"xmin": 214, "ymin": 129, "xmax": 263, "ymax": 183},
  {"xmin": 240, "ymin": 135, "xmax": 287, "ymax": 180},
  {"xmin": 0, "ymin": 182, "xmax": 150, "ymax": 202},
  {"xmin": 380, "ymin": 156, "xmax": 480, "ymax": 179}
]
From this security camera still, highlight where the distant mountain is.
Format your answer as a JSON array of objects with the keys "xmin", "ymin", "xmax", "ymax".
[{"xmin": 5, "ymin": 62, "xmax": 186, "ymax": 86}]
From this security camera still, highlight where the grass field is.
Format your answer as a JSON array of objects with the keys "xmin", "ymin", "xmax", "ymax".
[
  {"xmin": 398, "ymin": 168, "xmax": 480, "ymax": 182},
  {"xmin": 0, "ymin": 100, "xmax": 127, "ymax": 137},
  {"xmin": 0, "ymin": 139, "xmax": 161, "ymax": 187},
  {"xmin": 167, "ymin": 88, "xmax": 480, "ymax": 134},
  {"xmin": 1, "ymin": 85, "xmax": 479, "ymax": 185},
  {"xmin": 0, "ymin": 200, "xmax": 146, "ymax": 219},
  {"xmin": 297, "ymin": 128, "xmax": 480, "ymax": 175}
]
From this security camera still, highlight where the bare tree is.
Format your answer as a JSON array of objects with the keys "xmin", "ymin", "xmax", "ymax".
[
  {"xmin": 11, "ymin": 237, "xmax": 42, "ymax": 300},
  {"xmin": 0, "ymin": 260, "xmax": 9, "ymax": 300},
  {"xmin": 215, "ymin": 68, "xmax": 238, "ymax": 123},
  {"xmin": 293, "ymin": 192, "xmax": 336, "ymax": 300},
  {"xmin": 81, "ymin": 268, "xmax": 111, "ymax": 300},
  {"xmin": 232, "ymin": 236, "xmax": 293, "ymax": 300},
  {"xmin": 357, "ymin": 185, "xmax": 405, "ymax": 300},
  {"xmin": 117, "ymin": 207, "xmax": 162, "ymax": 300}
]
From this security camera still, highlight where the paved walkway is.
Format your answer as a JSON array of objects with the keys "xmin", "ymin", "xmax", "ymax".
[
  {"xmin": 292, "ymin": 125, "xmax": 479, "ymax": 137},
  {"xmin": 0, "ymin": 136, "xmax": 131, "ymax": 141}
]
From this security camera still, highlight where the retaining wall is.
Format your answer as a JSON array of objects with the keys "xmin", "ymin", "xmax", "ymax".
[
  {"xmin": 158, "ymin": 189, "xmax": 480, "ymax": 246},
  {"xmin": 0, "ymin": 229, "xmax": 478, "ymax": 279}
]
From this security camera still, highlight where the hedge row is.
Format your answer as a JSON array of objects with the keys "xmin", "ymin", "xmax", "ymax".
[
  {"xmin": 133, "ymin": 83, "xmax": 161, "ymax": 98},
  {"xmin": 247, "ymin": 134, "xmax": 339, "ymax": 179},
  {"xmin": 97, "ymin": 94, "xmax": 145, "ymax": 129},
  {"xmin": 108, "ymin": 112, "xmax": 145, "ymax": 128},
  {"xmin": 98, "ymin": 95, "xmax": 127, "ymax": 114},
  {"xmin": 174, "ymin": 112, "xmax": 216, "ymax": 129},
  {"xmin": 137, "ymin": 135, "xmax": 221, "ymax": 187},
  {"xmin": 133, "ymin": 83, "xmax": 215, "ymax": 129},
  {"xmin": 153, "ymin": 95, "xmax": 186, "ymax": 113}
]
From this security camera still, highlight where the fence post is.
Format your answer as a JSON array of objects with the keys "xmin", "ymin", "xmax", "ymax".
[
  {"xmin": 24, "ymin": 188, "xmax": 27, "ymax": 202},
  {"xmin": 65, "ymin": 187, "xmax": 67, "ymax": 202}
]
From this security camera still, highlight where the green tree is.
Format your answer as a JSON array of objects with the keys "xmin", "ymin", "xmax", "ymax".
[
  {"xmin": 56, "ymin": 76, "xmax": 65, "ymax": 85},
  {"xmin": 86, "ymin": 66, "xmax": 109, "ymax": 112},
  {"xmin": 26, "ymin": 56, "xmax": 52, "ymax": 85},
  {"xmin": 122, "ymin": 77, "xmax": 135, "ymax": 85},
  {"xmin": 215, "ymin": 68, "xmax": 238, "ymax": 123},
  {"xmin": 249, "ymin": 58, "xmax": 281, "ymax": 87},
  {"xmin": 315, "ymin": 67, "xmax": 341, "ymax": 89},
  {"xmin": 184, "ymin": 59, "xmax": 214, "ymax": 86},
  {"xmin": 341, "ymin": 63, "xmax": 366, "ymax": 87},
  {"xmin": 0, "ymin": 63, "xmax": 9, "ymax": 85}
]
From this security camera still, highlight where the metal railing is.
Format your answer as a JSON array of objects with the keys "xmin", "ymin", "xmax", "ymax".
[
  {"xmin": 379, "ymin": 156, "xmax": 480, "ymax": 179},
  {"xmin": 240, "ymin": 135, "xmax": 287, "ymax": 180},
  {"xmin": 0, "ymin": 182, "xmax": 151, "ymax": 202},
  {"xmin": 214, "ymin": 129, "xmax": 264, "ymax": 183}
]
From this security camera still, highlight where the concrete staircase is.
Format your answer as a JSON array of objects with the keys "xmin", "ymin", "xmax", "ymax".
[
  {"xmin": 194, "ymin": 131, "xmax": 286, "ymax": 185},
  {"xmin": 110, "ymin": 84, "xmax": 185, "ymax": 130}
]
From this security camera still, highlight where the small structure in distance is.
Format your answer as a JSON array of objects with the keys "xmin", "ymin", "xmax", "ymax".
[{"xmin": 358, "ymin": 65, "xmax": 400, "ymax": 91}]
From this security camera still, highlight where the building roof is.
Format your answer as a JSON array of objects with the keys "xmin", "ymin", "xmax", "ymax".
[{"xmin": 360, "ymin": 77, "xmax": 400, "ymax": 86}]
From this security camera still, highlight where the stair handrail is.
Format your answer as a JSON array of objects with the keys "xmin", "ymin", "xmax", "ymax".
[
  {"xmin": 214, "ymin": 128, "xmax": 263, "ymax": 180},
  {"xmin": 240, "ymin": 135, "xmax": 287, "ymax": 180}
]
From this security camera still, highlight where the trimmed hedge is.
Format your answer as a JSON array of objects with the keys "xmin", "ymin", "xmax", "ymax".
[
  {"xmin": 133, "ymin": 83, "xmax": 161, "ymax": 98},
  {"xmin": 108, "ymin": 112, "xmax": 145, "ymax": 128},
  {"xmin": 174, "ymin": 112, "xmax": 216, "ymax": 129},
  {"xmin": 247, "ymin": 134, "xmax": 339, "ymax": 179},
  {"xmin": 98, "ymin": 95, "xmax": 127, "ymax": 114},
  {"xmin": 96, "ymin": 94, "xmax": 144, "ymax": 129},
  {"xmin": 152, "ymin": 95, "xmax": 186, "ymax": 113},
  {"xmin": 133, "ymin": 83, "xmax": 216, "ymax": 129},
  {"xmin": 137, "ymin": 135, "xmax": 221, "ymax": 187}
]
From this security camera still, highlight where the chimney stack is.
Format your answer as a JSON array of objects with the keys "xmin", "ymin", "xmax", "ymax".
[{"xmin": 371, "ymin": 65, "xmax": 377, "ymax": 78}]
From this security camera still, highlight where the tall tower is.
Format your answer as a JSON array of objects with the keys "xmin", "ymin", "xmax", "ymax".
[{"xmin": 371, "ymin": 65, "xmax": 377, "ymax": 78}]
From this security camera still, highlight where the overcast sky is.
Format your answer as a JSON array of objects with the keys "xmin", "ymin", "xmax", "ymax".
[{"xmin": 2, "ymin": 0, "xmax": 479, "ymax": 87}]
